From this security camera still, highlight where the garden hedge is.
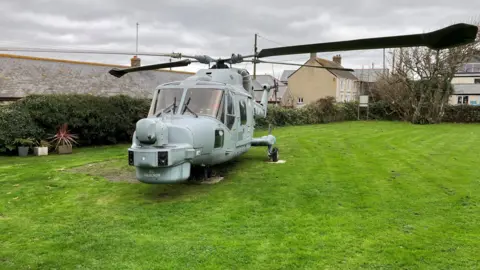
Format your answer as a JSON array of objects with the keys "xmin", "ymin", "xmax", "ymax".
[
  {"xmin": 0, "ymin": 94, "xmax": 150, "ymax": 153},
  {"xmin": 255, "ymin": 99, "xmax": 480, "ymax": 129}
]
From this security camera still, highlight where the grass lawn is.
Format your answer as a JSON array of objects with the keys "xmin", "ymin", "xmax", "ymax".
[{"xmin": 1, "ymin": 121, "xmax": 479, "ymax": 269}]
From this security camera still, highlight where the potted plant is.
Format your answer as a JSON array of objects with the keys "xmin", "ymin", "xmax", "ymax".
[
  {"xmin": 13, "ymin": 138, "xmax": 35, "ymax": 157},
  {"xmin": 33, "ymin": 140, "xmax": 50, "ymax": 156},
  {"xmin": 49, "ymin": 123, "xmax": 78, "ymax": 154}
]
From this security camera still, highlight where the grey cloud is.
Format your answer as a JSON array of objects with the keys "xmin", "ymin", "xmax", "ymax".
[{"xmin": 0, "ymin": 0, "xmax": 478, "ymax": 76}]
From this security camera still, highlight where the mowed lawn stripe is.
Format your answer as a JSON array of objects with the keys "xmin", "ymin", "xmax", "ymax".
[{"xmin": 0, "ymin": 122, "xmax": 479, "ymax": 269}]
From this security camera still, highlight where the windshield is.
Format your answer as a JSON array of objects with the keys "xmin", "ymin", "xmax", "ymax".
[
  {"xmin": 182, "ymin": 88, "xmax": 224, "ymax": 117},
  {"xmin": 153, "ymin": 88, "xmax": 184, "ymax": 115}
]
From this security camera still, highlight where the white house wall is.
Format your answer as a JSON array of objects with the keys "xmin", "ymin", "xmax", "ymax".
[
  {"xmin": 452, "ymin": 77, "xmax": 480, "ymax": 84},
  {"xmin": 336, "ymin": 78, "xmax": 359, "ymax": 102}
]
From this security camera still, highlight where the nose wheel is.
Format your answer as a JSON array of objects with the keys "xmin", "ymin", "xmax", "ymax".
[
  {"xmin": 188, "ymin": 165, "xmax": 213, "ymax": 183},
  {"xmin": 269, "ymin": 147, "xmax": 279, "ymax": 162}
]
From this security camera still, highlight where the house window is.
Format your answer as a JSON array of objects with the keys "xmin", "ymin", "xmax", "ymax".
[
  {"xmin": 297, "ymin": 97, "xmax": 304, "ymax": 104},
  {"xmin": 475, "ymin": 79, "xmax": 480, "ymax": 84},
  {"xmin": 457, "ymin": 95, "xmax": 469, "ymax": 104}
]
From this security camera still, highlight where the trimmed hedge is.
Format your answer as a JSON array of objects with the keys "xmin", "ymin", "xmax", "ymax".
[
  {"xmin": 255, "ymin": 99, "xmax": 480, "ymax": 129},
  {"xmin": 0, "ymin": 94, "xmax": 150, "ymax": 152}
]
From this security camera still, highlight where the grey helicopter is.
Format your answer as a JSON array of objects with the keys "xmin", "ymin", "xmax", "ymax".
[{"xmin": 0, "ymin": 23, "xmax": 477, "ymax": 184}]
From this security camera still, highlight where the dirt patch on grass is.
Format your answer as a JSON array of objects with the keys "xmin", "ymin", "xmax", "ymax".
[{"xmin": 68, "ymin": 159, "xmax": 139, "ymax": 183}]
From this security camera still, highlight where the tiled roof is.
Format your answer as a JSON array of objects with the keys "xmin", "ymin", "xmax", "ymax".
[
  {"xmin": 352, "ymin": 68, "xmax": 388, "ymax": 82},
  {"xmin": 251, "ymin": 74, "xmax": 289, "ymax": 102},
  {"xmin": 0, "ymin": 54, "xmax": 193, "ymax": 99},
  {"xmin": 287, "ymin": 57, "xmax": 358, "ymax": 81},
  {"xmin": 279, "ymin": 70, "xmax": 295, "ymax": 82},
  {"xmin": 314, "ymin": 58, "xmax": 358, "ymax": 80}
]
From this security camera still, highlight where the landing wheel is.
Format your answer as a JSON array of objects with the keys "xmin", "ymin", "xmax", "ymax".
[
  {"xmin": 269, "ymin": 147, "xmax": 279, "ymax": 162},
  {"xmin": 188, "ymin": 165, "xmax": 212, "ymax": 183},
  {"xmin": 204, "ymin": 166, "xmax": 212, "ymax": 180}
]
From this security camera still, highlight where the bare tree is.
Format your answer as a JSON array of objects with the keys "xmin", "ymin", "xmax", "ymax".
[{"xmin": 372, "ymin": 21, "xmax": 480, "ymax": 124}]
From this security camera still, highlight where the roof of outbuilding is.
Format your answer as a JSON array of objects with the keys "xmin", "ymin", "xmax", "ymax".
[
  {"xmin": 352, "ymin": 68, "xmax": 389, "ymax": 82},
  {"xmin": 251, "ymin": 74, "xmax": 289, "ymax": 102}
]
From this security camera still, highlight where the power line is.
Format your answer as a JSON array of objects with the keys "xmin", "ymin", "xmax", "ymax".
[{"xmin": 256, "ymin": 34, "xmax": 286, "ymax": 46}]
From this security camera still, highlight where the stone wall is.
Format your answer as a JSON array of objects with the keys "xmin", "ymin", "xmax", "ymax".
[{"xmin": 0, "ymin": 54, "xmax": 194, "ymax": 100}]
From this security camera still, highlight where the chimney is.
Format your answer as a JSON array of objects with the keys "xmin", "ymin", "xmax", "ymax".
[
  {"xmin": 131, "ymin": 55, "xmax": 141, "ymax": 67},
  {"xmin": 310, "ymin": 52, "xmax": 317, "ymax": 60},
  {"xmin": 332, "ymin": 54, "xmax": 342, "ymax": 65}
]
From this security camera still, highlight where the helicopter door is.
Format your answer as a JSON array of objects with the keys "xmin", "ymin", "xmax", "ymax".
[
  {"xmin": 236, "ymin": 97, "xmax": 249, "ymax": 147},
  {"xmin": 223, "ymin": 91, "xmax": 238, "ymax": 154}
]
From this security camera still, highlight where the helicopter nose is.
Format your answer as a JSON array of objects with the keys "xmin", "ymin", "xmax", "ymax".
[{"xmin": 135, "ymin": 118, "xmax": 168, "ymax": 146}]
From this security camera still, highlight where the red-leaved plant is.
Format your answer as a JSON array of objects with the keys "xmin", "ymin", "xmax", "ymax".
[{"xmin": 49, "ymin": 123, "xmax": 79, "ymax": 150}]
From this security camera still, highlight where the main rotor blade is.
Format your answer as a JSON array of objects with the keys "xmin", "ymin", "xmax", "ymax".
[
  {"xmin": 257, "ymin": 23, "xmax": 478, "ymax": 58},
  {"xmin": 0, "ymin": 46, "xmax": 181, "ymax": 57},
  {"xmin": 253, "ymin": 59, "xmax": 354, "ymax": 72},
  {"xmin": 109, "ymin": 59, "xmax": 192, "ymax": 78}
]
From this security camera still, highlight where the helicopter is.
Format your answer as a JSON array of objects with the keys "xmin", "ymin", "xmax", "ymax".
[{"xmin": 0, "ymin": 23, "xmax": 477, "ymax": 184}]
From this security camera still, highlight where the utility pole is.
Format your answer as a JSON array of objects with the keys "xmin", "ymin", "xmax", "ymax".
[
  {"xmin": 253, "ymin": 33, "xmax": 258, "ymax": 80},
  {"xmin": 399, "ymin": 47, "xmax": 404, "ymax": 72},
  {"xmin": 383, "ymin": 48, "xmax": 386, "ymax": 75},
  {"xmin": 136, "ymin": 22, "xmax": 139, "ymax": 56},
  {"xmin": 391, "ymin": 50, "xmax": 396, "ymax": 75}
]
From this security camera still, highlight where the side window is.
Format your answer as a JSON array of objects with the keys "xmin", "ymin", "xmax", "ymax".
[
  {"xmin": 226, "ymin": 92, "xmax": 235, "ymax": 129},
  {"xmin": 214, "ymin": 129, "xmax": 224, "ymax": 148},
  {"xmin": 239, "ymin": 99, "xmax": 247, "ymax": 125},
  {"xmin": 227, "ymin": 93, "xmax": 234, "ymax": 114},
  {"xmin": 216, "ymin": 94, "xmax": 225, "ymax": 123}
]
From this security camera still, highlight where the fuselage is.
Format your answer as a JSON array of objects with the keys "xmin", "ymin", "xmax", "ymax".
[{"xmin": 128, "ymin": 68, "xmax": 268, "ymax": 183}]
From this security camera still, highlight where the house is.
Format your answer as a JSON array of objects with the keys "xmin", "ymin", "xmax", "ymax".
[
  {"xmin": 448, "ymin": 54, "xmax": 480, "ymax": 105},
  {"xmin": 452, "ymin": 55, "xmax": 480, "ymax": 85},
  {"xmin": 0, "ymin": 53, "xmax": 193, "ymax": 103},
  {"xmin": 286, "ymin": 53, "xmax": 359, "ymax": 107},
  {"xmin": 449, "ymin": 84, "xmax": 480, "ymax": 105},
  {"xmin": 252, "ymin": 74, "xmax": 294, "ymax": 107},
  {"xmin": 352, "ymin": 68, "xmax": 389, "ymax": 95}
]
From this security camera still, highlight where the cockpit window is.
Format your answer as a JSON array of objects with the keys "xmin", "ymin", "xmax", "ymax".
[
  {"xmin": 153, "ymin": 88, "xmax": 184, "ymax": 116},
  {"xmin": 182, "ymin": 88, "xmax": 224, "ymax": 117}
]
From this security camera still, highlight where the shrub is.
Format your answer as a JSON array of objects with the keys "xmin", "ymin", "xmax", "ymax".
[
  {"xmin": 442, "ymin": 105, "xmax": 480, "ymax": 123},
  {"xmin": 0, "ymin": 106, "xmax": 44, "ymax": 153},
  {"xmin": 1, "ymin": 94, "xmax": 150, "ymax": 151}
]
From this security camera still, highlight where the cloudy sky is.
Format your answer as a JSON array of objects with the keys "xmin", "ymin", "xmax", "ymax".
[{"xmin": 0, "ymin": 0, "xmax": 478, "ymax": 78}]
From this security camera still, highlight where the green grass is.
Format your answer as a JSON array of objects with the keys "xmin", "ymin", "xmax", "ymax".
[{"xmin": 1, "ymin": 121, "xmax": 479, "ymax": 269}]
